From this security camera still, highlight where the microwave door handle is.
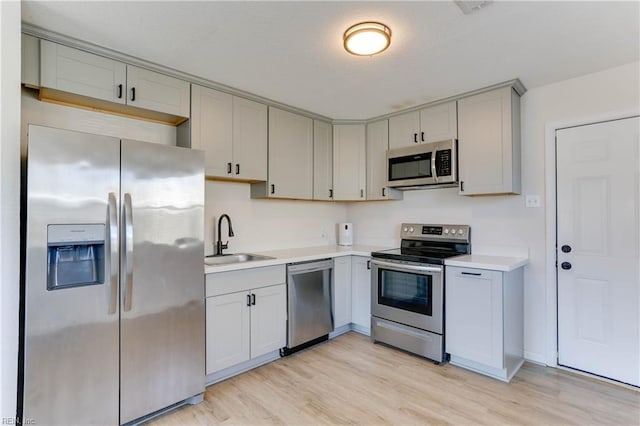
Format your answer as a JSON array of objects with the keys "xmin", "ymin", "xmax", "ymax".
[{"xmin": 431, "ymin": 149, "xmax": 438, "ymax": 183}]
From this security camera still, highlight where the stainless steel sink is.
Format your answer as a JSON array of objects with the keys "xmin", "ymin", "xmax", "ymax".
[{"xmin": 205, "ymin": 253, "xmax": 275, "ymax": 266}]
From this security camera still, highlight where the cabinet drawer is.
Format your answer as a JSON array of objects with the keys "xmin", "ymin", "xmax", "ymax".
[{"xmin": 206, "ymin": 264, "xmax": 286, "ymax": 297}]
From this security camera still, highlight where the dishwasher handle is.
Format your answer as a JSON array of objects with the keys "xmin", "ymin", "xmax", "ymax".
[{"xmin": 286, "ymin": 258, "xmax": 333, "ymax": 274}]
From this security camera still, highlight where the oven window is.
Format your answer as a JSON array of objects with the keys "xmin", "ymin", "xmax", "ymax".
[
  {"xmin": 388, "ymin": 153, "xmax": 432, "ymax": 181},
  {"xmin": 378, "ymin": 269, "xmax": 432, "ymax": 316}
]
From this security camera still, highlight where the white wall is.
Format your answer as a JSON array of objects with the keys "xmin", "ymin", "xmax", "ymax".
[
  {"xmin": 204, "ymin": 181, "xmax": 347, "ymax": 255},
  {"xmin": 348, "ymin": 60, "xmax": 640, "ymax": 363},
  {"xmin": 0, "ymin": 0, "xmax": 21, "ymax": 420}
]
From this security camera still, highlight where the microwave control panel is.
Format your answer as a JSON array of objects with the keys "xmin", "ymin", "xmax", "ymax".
[{"xmin": 435, "ymin": 149, "xmax": 452, "ymax": 176}]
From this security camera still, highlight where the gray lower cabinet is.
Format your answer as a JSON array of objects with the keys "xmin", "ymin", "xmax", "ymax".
[
  {"xmin": 445, "ymin": 265, "xmax": 524, "ymax": 382},
  {"xmin": 205, "ymin": 265, "xmax": 287, "ymax": 377},
  {"xmin": 350, "ymin": 256, "xmax": 371, "ymax": 333}
]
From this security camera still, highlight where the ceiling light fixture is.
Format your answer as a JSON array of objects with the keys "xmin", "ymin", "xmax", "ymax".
[{"xmin": 343, "ymin": 22, "xmax": 391, "ymax": 56}]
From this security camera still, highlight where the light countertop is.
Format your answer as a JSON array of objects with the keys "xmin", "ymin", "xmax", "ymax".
[
  {"xmin": 445, "ymin": 255, "xmax": 529, "ymax": 272},
  {"xmin": 204, "ymin": 245, "xmax": 388, "ymax": 274}
]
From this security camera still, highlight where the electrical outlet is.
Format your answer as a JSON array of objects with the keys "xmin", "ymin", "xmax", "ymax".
[{"xmin": 525, "ymin": 195, "xmax": 541, "ymax": 208}]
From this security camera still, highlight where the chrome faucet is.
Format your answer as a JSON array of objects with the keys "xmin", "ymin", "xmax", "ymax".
[{"xmin": 215, "ymin": 214, "xmax": 235, "ymax": 256}]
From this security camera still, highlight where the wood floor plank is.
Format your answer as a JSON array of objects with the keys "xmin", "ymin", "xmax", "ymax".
[{"xmin": 150, "ymin": 332, "xmax": 640, "ymax": 426}]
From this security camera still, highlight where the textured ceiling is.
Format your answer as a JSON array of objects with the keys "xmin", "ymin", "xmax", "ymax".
[{"xmin": 22, "ymin": 1, "xmax": 640, "ymax": 119}]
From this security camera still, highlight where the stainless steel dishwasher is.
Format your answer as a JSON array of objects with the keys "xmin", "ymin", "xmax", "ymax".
[{"xmin": 282, "ymin": 258, "xmax": 334, "ymax": 355}]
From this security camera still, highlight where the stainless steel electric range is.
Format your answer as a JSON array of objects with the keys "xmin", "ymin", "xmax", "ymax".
[{"xmin": 370, "ymin": 223, "xmax": 471, "ymax": 363}]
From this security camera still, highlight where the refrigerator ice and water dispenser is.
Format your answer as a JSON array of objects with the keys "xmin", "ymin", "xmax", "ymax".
[{"xmin": 46, "ymin": 224, "xmax": 105, "ymax": 290}]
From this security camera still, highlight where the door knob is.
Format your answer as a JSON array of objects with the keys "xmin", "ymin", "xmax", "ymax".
[
  {"xmin": 561, "ymin": 262, "xmax": 572, "ymax": 270},
  {"xmin": 561, "ymin": 245, "xmax": 572, "ymax": 253}
]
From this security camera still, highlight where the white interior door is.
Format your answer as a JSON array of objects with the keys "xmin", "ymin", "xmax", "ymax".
[{"xmin": 556, "ymin": 116, "xmax": 639, "ymax": 387}]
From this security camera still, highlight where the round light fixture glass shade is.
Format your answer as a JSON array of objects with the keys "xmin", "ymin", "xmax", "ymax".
[{"xmin": 343, "ymin": 22, "xmax": 391, "ymax": 56}]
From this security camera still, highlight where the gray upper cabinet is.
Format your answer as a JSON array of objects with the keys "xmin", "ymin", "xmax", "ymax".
[
  {"xmin": 39, "ymin": 40, "xmax": 189, "ymax": 121},
  {"xmin": 191, "ymin": 85, "xmax": 267, "ymax": 181},
  {"xmin": 252, "ymin": 107, "xmax": 313, "ymax": 199},
  {"xmin": 366, "ymin": 120, "xmax": 402, "ymax": 201},
  {"xmin": 389, "ymin": 101, "xmax": 458, "ymax": 149},
  {"xmin": 333, "ymin": 124, "xmax": 366, "ymax": 201},
  {"xmin": 313, "ymin": 120, "xmax": 333, "ymax": 201},
  {"xmin": 458, "ymin": 86, "xmax": 521, "ymax": 196}
]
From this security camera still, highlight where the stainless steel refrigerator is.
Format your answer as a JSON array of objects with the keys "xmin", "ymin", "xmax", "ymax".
[{"xmin": 22, "ymin": 125, "xmax": 205, "ymax": 425}]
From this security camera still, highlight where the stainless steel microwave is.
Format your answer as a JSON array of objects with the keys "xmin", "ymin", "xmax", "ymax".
[{"xmin": 386, "ymin": 139, "xmax": 458, "ymax": 189}]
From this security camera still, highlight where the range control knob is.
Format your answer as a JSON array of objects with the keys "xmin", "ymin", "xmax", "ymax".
[
  {"xmin": 403, "ymin": 227, "xmax": 408, "ymax": 232},
  {"xmin": 409, "ymin": 227, "xmax": 415, "ymax": 233},
  {"xmin": 457, "ymin": 229, "xmax": 464, "ymax": 235},
  {"xmin": 444, "ymin": 228, "xmax": 450, "ymax": 234}
]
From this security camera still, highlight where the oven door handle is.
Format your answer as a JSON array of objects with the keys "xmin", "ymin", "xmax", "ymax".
[{"xmin": 371, "ymin": 259, "xmax": 442, "ymax": 273}]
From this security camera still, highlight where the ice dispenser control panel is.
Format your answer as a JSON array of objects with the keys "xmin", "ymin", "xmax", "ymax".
[{"xmin": 47, "ymin": 224, "xmax": 106, "ymax": 291}]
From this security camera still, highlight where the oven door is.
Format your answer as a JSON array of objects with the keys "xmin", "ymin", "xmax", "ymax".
[{"xmin": 371, "ymin": 259, "xmax": 443, "ymax": 333}]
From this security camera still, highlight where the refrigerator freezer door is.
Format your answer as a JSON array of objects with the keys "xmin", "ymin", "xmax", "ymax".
[
  {"xmin": 23, "ymin": 125, "xmax": 121, "ymax": 425},
  {"xmin": 119, "ymin": 140, "xmax": 205, "ymax": 423}
]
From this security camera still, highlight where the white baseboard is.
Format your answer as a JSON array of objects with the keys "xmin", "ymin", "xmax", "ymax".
[{"xmin": 524, "ymin": 350, "xmax": 548, "ymax": 366}]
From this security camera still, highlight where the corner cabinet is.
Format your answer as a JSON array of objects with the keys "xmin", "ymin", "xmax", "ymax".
[
  {"xmin": 332, "ymin": 256, "xmax": 352, "ymax": 329},
  {"xmin": 350, "ymin": 256, "xmax": 371, "ymax": 334},
  {"xmin": 333, "ymin": 124, "xmax": 366, "ymax": 201},
  {"xmin": 205, "ymin": 265, "xmax": 287, "ymax": 378},
  {"xmin": 252, "ymin": 108, "xmax": 313, "ymax": 199},
  {"xmin": 39, "ymin": 40, "xmax": 189, "ymax": 123},
  {"xmin": 366, "ymin": 120, "xmax": 402, "ymax": 201},
  {"xmin": 388, "ymin": 101, "xmax": 457, "ymax": 150},
  {"xmin": 445, "ymin": 265, "xmax": 524, "ymax": 382},
  {"xmin": 191, "ymin": 85, "xmax": 267, "ymax": 181},
  {"xmin": 313, "ymin": 120, "xmax": 334, "ymax": 201},
  {"xmin": 458, "ymin": 86, "xmax": 521, "ymax": 195}
]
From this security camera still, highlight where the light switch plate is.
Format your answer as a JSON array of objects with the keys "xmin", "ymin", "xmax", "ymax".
[{"xmin": 525, "ymin": 195, "xmax": 541, "ymax": 208}]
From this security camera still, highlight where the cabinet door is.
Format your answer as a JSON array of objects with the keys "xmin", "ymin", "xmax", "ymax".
[
  {"xmin": 333, "ymin": 124, "xmax": 366, "ymax": 201},
  {"xmin": 388, "ymin": 111, "xmax": 420, "ymax": 149},
  {"xmin": 366, "ymin": 120, "xmax": 389, "ymax": 200},
  {"xmin": 268, "ymin": 108, "xmax": 313, "ymax": 199},
  {"xmin": 445, "ymin": 267, "xmax": 504, "ymax": 369},
  {"xmin": 419, "ymin": 101, "xmax": 457, "ymax": 143},
  {"xmin": 126, "ymin": 65, "xmax": 190, "ymax": 117},
  {"xmin": 233, "ymin": 97, "xmax": 268, "ymax": 181},
  {"xmin": 250, "ymin": 284, "xmax": 287, "ymax": 359},
  {"xmin": 40, "ymin": 40, "xmax": 126, "ymax": 104},
  {"xmin": 206, "ymin": 292, "xmax": 250, "ymax": 375},
  {"xmin": 313, "ymin": 120, "xmax": 333, "ymax": 200},
  {"xmin": 458, "ymin": 87, "xmax": 520, "ymax": 195},
  {"xmin": 333, "ymin": 256, "xmax": 352, "ymax": 328},
  {"xmin": 351, "ymin": 256, "xmax": 371, "ymax": 331},
  {"xmin": 191, "ymin": 85, "xmax": 233, "ymax": 178}
]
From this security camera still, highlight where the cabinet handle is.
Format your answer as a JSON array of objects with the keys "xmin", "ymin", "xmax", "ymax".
[
  {"xmin": 235, "ymin": 164, "xmax": 240, "ymax": 175},
  {"xmin": 270, "ymin": 184, "xmax": 275, "ymax": 194},
  {"xmin": 460, "ymin": 181, "xmax": 464, "ymax": 192},
  {"xmin": 251, "ymin": 294, "xmax": 256, "ymax": 305},
  {"xmin": 367, "ymin": 260, "xmax": 371, "ymax": 270},
  {"xmin": 227, "ymin": 162, "xmax": 232, "ymax": 174},
  {"xmin": 329, "ymin": 189, "xmax": 333, "ymax": 198},
  {"xmin": 413, "ymin": 133, "xmax": 418, "ymax": 143},
  {"xmin": 246, "ymin": 294, "xmax": 251, "ymax": 306},
  {"xmin": 382, "ymin": 187, "xmax": 386, "ymax": 197},
  {"xmin": 360, "ymin": 189, "xmax": 364, "ymax": 198},
  {"xmin": 131, "ymin": 87, "xmax": 136, "ymax": 102},
  {"xmin": 117, "ymin": 84, "xmax": 123, "ymax": 99},
  {"xmin": 421, "ymin": 131, "xmax": 425, "ymax": 142},
  {"xmin": 461, "ymin": 271, "xmax": 482, "ymax": 276}
]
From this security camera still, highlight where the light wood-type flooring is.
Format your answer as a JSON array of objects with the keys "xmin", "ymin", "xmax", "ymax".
[{"xmin": 150, "ymin": 332, "xmax": 639, "ymax": 425}]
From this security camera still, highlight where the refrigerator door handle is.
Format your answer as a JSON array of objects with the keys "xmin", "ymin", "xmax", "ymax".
[
  {"xmin": 107, "ymin": 192, "xmax": 118, "ymax": 314},
  {"xmin": 123, "ymin": 192, "xmax": 134, "ymax": 312}
]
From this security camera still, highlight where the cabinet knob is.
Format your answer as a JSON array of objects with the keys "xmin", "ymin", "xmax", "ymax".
[
  {"xmin": 236, "ymin": 164, "xmax": 240, "ymax": 175},
  {"xmin": 421, "ymin": 131, "xmax": 425, "ymax": 142},
  {"xmin": 561, "ymin": 245, "xmax": 572, "ymax": 253},
  {"xmin": 271, "ymin": 184, "xmax": 275, "ymax": 195},
  {"xmin": 414, "ymin": 133, "xmax": 418, "ymax": 143},
  {"xmin": 460, "ymin": 181, "xmax": 464, "ymax": 192},
  {"xmin": 117, "ymin": 84, "xmax": 123, "ymax": 99},
  {"xmin": 329, "ymin": 189, "xmax": 333, "ymax": 198},
  {"xmin": 227, "ymin": 162, "xmax": 232, "ymax": 174},
  {"xmin": 561, "ymin": 262, "xmax": 572, "ymax": 270},
  {"xmin": 131, "ymin": 87, "xmax": 136, "ymax": 102},
  {"xmin": 382, "ymin": 187, "xmax": 386, "ymax": 197},
  {"xmin": 360, "ymin": 189, "xmax": 364, "ymax": 198}
]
